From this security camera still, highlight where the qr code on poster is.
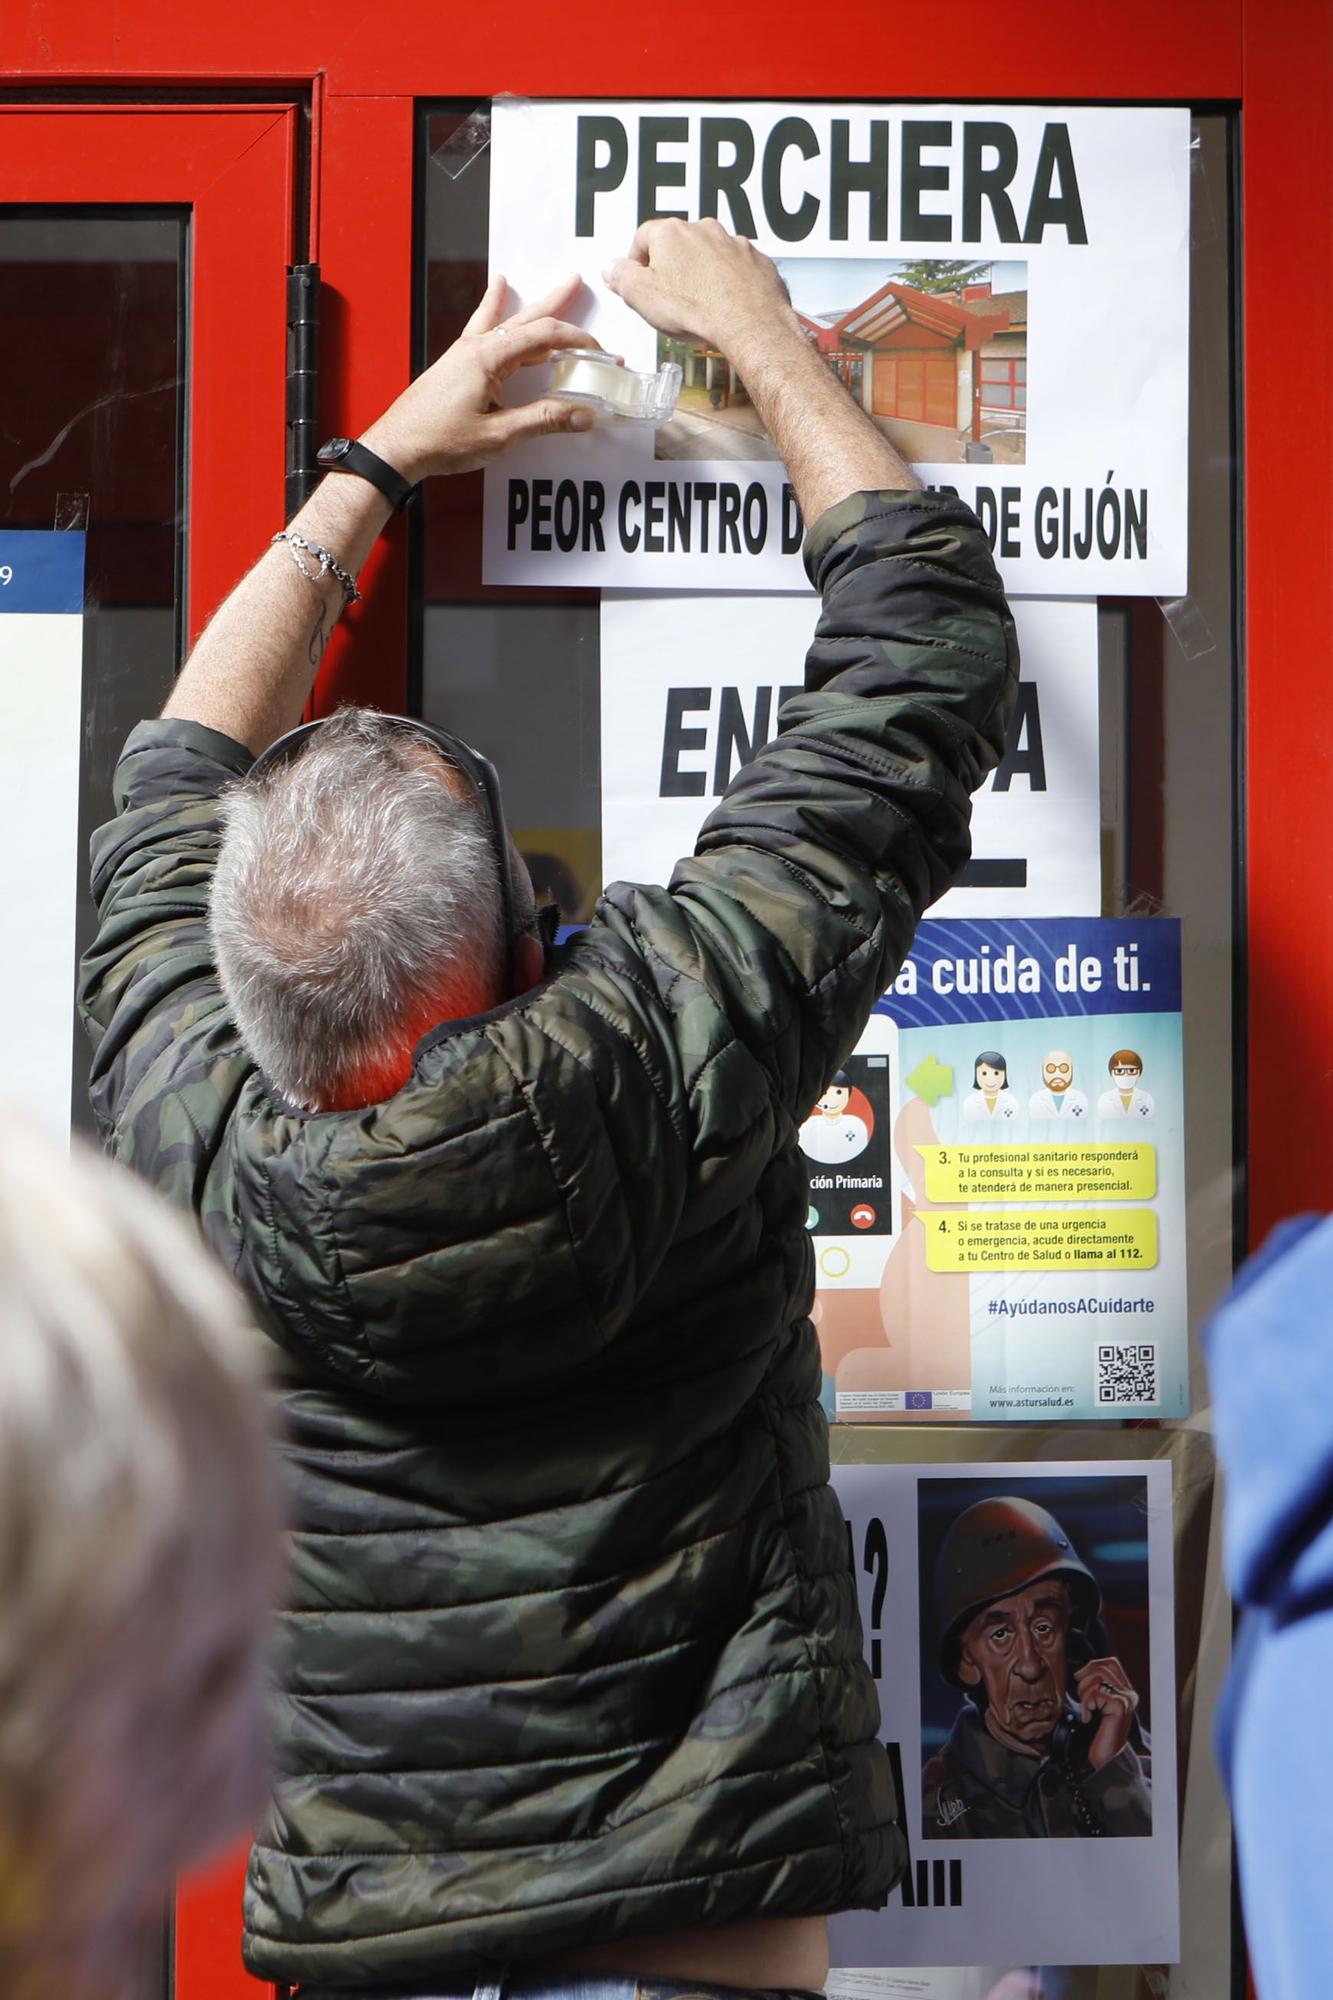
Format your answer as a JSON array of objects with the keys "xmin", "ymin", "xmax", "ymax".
[{"xmin": 1096, "ymin": 1342, "xmax": 1159, "ymax": 1405}]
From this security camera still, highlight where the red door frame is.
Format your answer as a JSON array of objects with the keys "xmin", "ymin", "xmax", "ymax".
[
  {"xmin": 0, "ymin": 106, "xmax": 294, "ymax": 639},
  {"xmin": 3, "ymin": 5, "xmax": 1331, "ymax": 1998}
]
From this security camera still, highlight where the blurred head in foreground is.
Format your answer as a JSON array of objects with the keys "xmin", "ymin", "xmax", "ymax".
[{"xmin": 0, "ymin": 1118, "xmax": 279, "ymax": 2000}]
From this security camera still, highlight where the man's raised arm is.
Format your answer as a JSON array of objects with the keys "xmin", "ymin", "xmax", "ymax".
[
  {"xmin": 81, "ymin": 274, "xmax": 601, "ymax": 1151},
  {"xmin": 163, "ymin": 276, "xmax": 597, "ymax": 756},
  {"xmin": 606, "ymin": 221, "xmax": 1017, "ymax": 1123}
]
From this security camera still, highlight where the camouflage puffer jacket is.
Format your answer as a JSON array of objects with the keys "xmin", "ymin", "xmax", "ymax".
[{"xmin": 79, "ymin": 491, "xmax": 1016, "ymax": 1985}]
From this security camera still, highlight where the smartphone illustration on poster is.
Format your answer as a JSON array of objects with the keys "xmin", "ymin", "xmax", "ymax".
[{"xmin": 800, "ymin": 1013, "xmax": 901, "ymax": 1290}]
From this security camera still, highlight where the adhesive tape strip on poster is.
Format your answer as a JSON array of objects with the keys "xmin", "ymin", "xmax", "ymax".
[{"xmin": 549, "ymin": 349, "xmax": 682, "ymax": 424}]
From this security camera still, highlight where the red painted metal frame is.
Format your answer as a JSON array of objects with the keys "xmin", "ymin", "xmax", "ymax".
[
  {"xmin": 1243, "ymin": 0, "xmax": 1333, "ymax": 1248},
  {"xmin": 0, "ymin": 1, "xmax": 1243, "ymax": 98},
  {"xmin": 2, "ymin": 4, "xmax": 1331, "ymax": 1998},
  {"xmin": 0, "ymin": 106, "xmax": 293, "ymax": 642}
]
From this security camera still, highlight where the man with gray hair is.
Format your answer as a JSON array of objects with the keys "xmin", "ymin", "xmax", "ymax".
[
  {"xmin": 210, "ymin": 708, "xmax": 508, "ymax": 1109},
  {"xmin": 0, "ymin": 1117, "xmax": 277, "ymax": 2000},
  {"xmin": 81, "ymin": 222, "xmax": 1017, "ymax": 1998}
]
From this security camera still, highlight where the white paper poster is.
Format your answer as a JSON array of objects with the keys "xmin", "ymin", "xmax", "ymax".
[
  {"xmin": 0, "ymin": 531, "xmax": 86, "ymax": 1140},
  {"xmin": 486, "ymin": 101, "xmax": 1189, "ymax": 595},
  {"xmin": 829, "ymin": 1458, "xmax": 1179, "ymax": 1968},
  {"xmin": 600, "ymin": 594, "xmax": 1100, "ymax": 920}
]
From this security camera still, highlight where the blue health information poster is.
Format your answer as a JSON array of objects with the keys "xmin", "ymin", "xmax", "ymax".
[{"xmin": 807, "ymin": 918, "xmax": 1188, "ymax": 1422}]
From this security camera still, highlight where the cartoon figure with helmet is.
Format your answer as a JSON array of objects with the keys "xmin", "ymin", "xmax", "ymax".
[{"xmin": 922, "ymin": 1495, "xmax": 1152, "ymax": 1838}]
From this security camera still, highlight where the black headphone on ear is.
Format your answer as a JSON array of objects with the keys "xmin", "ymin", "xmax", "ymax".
[{"xmin": 247, "ymin": 715, "xmax": 559, "ymax": 989}]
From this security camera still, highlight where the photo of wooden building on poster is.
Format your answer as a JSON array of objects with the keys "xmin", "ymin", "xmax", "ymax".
[{"xmin": 656, "ymin": 258, "xmax": 1028, "ymax": 467}]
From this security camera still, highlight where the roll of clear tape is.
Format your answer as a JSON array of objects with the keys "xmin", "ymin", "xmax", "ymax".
[{"xmin": 549, "ymin": 349, "xmax": 682, "ymax": 424}]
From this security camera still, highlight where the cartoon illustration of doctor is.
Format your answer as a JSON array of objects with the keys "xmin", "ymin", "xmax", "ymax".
[
  {"xmin": 1097, "ymin": 1049, "xmax": 1155, "ymax": 1120},
  {"xmin": 1029, "ymin": 1049, "xmax": 1089, "ymax": 1122},
  {"xmin": 961, "ymin": 1051, "xmax": 1021, "ymax": 1127}
]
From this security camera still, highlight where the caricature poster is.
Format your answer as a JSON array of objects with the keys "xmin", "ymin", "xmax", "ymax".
[
  {"xmin": 808, "ymin": 918, "xmax": 1187, "ymax": 1422},
  {"xmin": 829, "ymin": 1456, "xmax": 1179, "ymax": 1968},
  {"xmin": 485, "ymin": 101, "xmax": 1189, "ymax": 594}
]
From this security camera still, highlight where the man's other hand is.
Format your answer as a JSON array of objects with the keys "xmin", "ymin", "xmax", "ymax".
[
  {"xmin": 604, "ymin": 219, "xmax": 799, "ymax": 357},
  {"xmin": 361, "ymin": 274, "xmax": 598, "ymax": 483}
]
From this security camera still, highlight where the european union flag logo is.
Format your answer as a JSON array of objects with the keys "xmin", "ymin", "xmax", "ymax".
[{"xmin": 906, "ymin": 1391, "xmax": 933, "ymax": 1410}]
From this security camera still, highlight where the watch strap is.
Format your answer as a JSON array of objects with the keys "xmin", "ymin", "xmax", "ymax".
[{"xmin": 316, "ymin": 436, "xmax": 418, "ymax": 512}]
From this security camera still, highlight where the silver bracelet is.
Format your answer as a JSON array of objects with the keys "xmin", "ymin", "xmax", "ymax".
[{"xmin": 271, "ymin": 530, "xmax": 363, "ymax": 606}]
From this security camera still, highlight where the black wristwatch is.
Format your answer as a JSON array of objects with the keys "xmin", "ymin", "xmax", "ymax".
[{"xmin": 316, "ymin": 436, "xmax": 419, "ymax": 512}]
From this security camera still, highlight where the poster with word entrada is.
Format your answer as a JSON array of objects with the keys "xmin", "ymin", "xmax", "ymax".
[
  {"xmin": 809, "ymin": 918, "xmax": 1186, "ymax": 1423},
  {"xmin": 486, "ymin": 101, "xmax": 1189, "ymax": 594},
  {"xmin": 828, "ymin": 1456, "xmax": 1179, "ymax": 1968},
  {"xmin": 600, "ymin": 594, "xmax": 1100, "ymax": 920},
  {"xmin": 0, "ymin": 530, "xmax": 86, "ymax": 1140}
]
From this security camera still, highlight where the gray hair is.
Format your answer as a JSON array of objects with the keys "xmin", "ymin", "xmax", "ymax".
[
  {"xmin": 0, "ymin": 1115, "xmax": 278, "ymax": 2000},
  {"xmin": 210, "ymin": 708, "xmax": 506, "ymax": 1109}
]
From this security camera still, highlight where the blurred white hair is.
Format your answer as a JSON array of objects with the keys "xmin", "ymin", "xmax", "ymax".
[
  {"xmin": 209, "ymin": 707, "xmax": 506, "ymax": 1109},
  {"xmin": 0, "ymin": 1116, "xmax": 279, "ymax": 2000}
]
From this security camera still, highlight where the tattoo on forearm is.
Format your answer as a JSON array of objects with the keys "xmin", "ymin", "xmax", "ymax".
[{"xmin": 307, "ymin": 602, "xmax": 329, "ymax": 669}]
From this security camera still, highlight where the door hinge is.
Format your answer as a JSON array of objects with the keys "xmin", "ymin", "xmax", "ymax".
[{"xmin": 286, "ymin": 264, "xmax": 320, "ymax": 521}]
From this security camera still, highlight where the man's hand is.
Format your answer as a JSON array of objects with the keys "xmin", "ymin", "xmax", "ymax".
[
  {"xmin": 1073, "ymin": 1656, "xmax": 1140, "ymax": 1772},
  {"xmin": 163, "ymin": 272, "xmax": 603, "ymax": 755},
  {"xmin": 604, "ymin": 218, "xmax": 800, "ymax": 355},
  {"xmin": 607, "ymin": 217, "xmax": 917, "ymax": 524},
  {"xmin": 361, "ymin": 274, "xmax": 599, "ymax": 483}
]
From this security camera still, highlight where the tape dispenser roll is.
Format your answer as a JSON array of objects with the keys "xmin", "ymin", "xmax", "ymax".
[{"xmin": 549, "ymin": 349, "xmax": 682, "ymax": 425}]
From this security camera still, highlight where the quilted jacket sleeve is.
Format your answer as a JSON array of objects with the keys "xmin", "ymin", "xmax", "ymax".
[
  {"xmin": 615, "ymin": 488, "xmax": 1018, "ymax": 1127},
  {"xmin": 77, "ymin": 719, "xmax": 255, "ymax": 1193}
]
